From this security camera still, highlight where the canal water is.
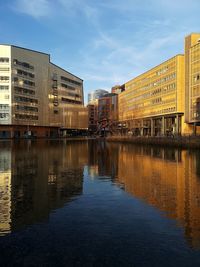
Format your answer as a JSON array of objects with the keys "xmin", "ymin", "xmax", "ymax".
[{"xmin": 1, "ymin": 140, "xmax": 200, "ymax": 266}]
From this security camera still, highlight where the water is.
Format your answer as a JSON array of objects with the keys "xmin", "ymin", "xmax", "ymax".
[{"xmin": 1, "ymin": 140, "xmax": 200, "ymax": 266}]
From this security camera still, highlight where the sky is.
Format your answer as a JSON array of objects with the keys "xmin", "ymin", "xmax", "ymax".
[{"xmin": 0, "ymin": 0, "xmax": 200, "ymax": 103}]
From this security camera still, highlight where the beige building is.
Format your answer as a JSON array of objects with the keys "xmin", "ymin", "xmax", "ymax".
[{"xmin": 0, "ymin": 45, "xmax": 88, "ymax": 138}]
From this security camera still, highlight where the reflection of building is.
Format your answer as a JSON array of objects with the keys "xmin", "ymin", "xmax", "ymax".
[
  {"xmin": 0, "ymin": 45, "xmax": 88, "ymax": 138},
  {"xmin": 87, "ymin": 140, "xmax": 118, "ymax": 179},
  {"xmin": 116, "ymin": 145, "xmax": 200, "ymax": 249},
  {"xmin": 0, "ymin": 149, "xmax": 11, "ymax": 235},
  {"xmin": 0, "ymin": 140, "xmax": 88, "ymax": 234},
  {"xmin": 88, "ymin": 89, "xmax": 109, "ymax": 104}
]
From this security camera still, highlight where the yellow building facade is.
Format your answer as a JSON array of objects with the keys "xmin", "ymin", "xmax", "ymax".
[
  {"xmin": 119, "ymin": 55, "xmax": 186, "ymax": 136},
  {"xmin": 119, "ymin": 33, "xmax": 200, "ymax": 136},
  {"xmin": 185, "ymin": 33, "xmax": 200, "ymax": 126}
]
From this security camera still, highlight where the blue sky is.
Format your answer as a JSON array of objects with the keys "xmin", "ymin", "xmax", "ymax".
[{"xmin": 0, "ymin": 0, "xmax": 200, "ymax": 103}]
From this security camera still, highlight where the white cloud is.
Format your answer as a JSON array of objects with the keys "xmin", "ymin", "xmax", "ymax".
[
  {"xmin": 13, "ymin": 0, "xmax": 101, "ymax": 30},
  {"xmin": 14, "ymin": 0, "xmax": 52, "ymax": 18},
  {"xmin": 11, "ymin": 0, "xmax": 200, "ymax": 100},
  {"xmin": 78, "ymin": 28, "xmax": 189, "ymax": 92}
]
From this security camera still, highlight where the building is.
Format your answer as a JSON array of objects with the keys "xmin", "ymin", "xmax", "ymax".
[
  {"xmin": 118, "ymin": 33, "xmax": 200, "ymax": 136},
  {"xmin": 111, "ymin": 84, "xmax": 125, "ymax": 94},
  {"xmin": 88, "ymin": 89, "xmax": 109, "ymax": 104},
  {"xmin": 97, "ymin": 93, "xmax": 118, "ymax": 135},
  {"xmin": 87, "ymin": 89, "xmax": 114, "ymax": 135},
  {"xmin": 0, "ymin": 45, "xmax": 88, "ymax": 138},
  {"xmin": 185, "ymin": 33, "xmax": 200, "ymax": 133},
  {"xmin": 87, "ymin": 99, "xmax": 98, "ymax": 134},
  {"xmin": 119, "ymin": 55, "xmax": 185, "ymax": 136},
  {"xmin": 88, "ymin": 92, "xmax": 118, "ymax": 136}
]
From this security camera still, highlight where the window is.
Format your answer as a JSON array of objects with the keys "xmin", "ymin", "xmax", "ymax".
[
  {"xmin": 14, "ymin": 86, "xmax": 35, "ymax": 95},
  {"xmin": 0, "ymin": 58, "xmax": 9, "ymax": 63},
  {"xmin": 67, "ymin": 92, "xmax": 80, "ymax": 97},
  {"xmin": 0, "ymin": 67, "xmax": 9, "ymax": 71},
  {"xmin": 194, "ymin": 74, "xmax": 200, "ymax": 82},
  {"xmin": 16, "ymin": 105, "xmax": 38, "ymax": 112},
  {"xmin": 17, "ymin": 69, "xmax": 35, "ymax": 79},
  {"xmin": 13, "ymin": 77, "xmax": 35, "ymax": 87},
  {"xmin": 0, "ymin": 85, "xmax": 9, "ymax": 90},
  {"xmin": 152, "ymin": 97, "xmax": 162, "ymax": 104},
  {"xmin": 23, "ymin": 80, "xmax": 35, "ymax": 86},
  {"xmin": 0, "ymin": 104, "xmax": 9, "ymax": 109},
  {"xmin": 60, "ymin": 76, "xmax": 82, "ymax": 86},
  {"xmin": 13, "ymin": 59, "xmax": 34, "ymax": 70},
  {"xmin": 15, "ymin": 114, "xmax": 38, "ymax": 120},
  {"xmin": 61, "ymin": 97, "xmax": 81, "ymax": 104},
  {"xmin": 0, "ymin": 113, "xmax": 9, "ymax": 118},
  {"xmin": 14, "ymin": 96, "xmax": 38, "ymax": 104},
  {"xmin": 0, "ymin": 76, "xmax": 9, "ymax": 81},
  {"xmin": 60, "ymin": 83, "xmax": 75, "ymax": 90}
]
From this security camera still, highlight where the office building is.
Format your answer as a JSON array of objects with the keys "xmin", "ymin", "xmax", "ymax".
[
  {"xmin": 119, "ymin": 55, "xmax": 185, "ymax": 136},
  {"xmin": 111, "ymin": 84, "xmax": 125, "ymax": 94},
  {"xmin": 97, "ymin": 93, "xmax": 118, "ymax": 135},
  {"xmin": 118, "ymin": 33, "xmax": 200, "ymax": 136},
  {"xmin": 185, "ymin": 33, "xmax": 200, "ymax": 130},
  {"xmin": 87, "ymin": 99, "xmax": 98, "ymax": 134},
  {"xmin": 88, "ymin": 89, "xmax": 109, "ymax": 104},
  {"xmin": 0, "ymin": 45, "xmax": 88, "ymax": 138}
]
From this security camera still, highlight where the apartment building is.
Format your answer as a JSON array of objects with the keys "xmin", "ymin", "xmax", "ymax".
[{"xmin": 0, "ymin": 45, "xmax": 88, "ymax": 138}]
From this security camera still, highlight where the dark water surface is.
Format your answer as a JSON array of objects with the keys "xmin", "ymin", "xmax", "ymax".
[{"xmin": 1, "ymin": 140, "xmax": 200, "ymax": 266}]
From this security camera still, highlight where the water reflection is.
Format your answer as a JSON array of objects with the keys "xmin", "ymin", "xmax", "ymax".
[
  {"xmin": 88, "ymin": 140, "xmax": 119, "ymax": 181},
  {"xmin": 0, "ymin": 140, "xmax": 87, "ymax": 235},
  {"xmin": 87, "ymin": 142, "xmax": 200, "ymax": 249},
  {"xmin": 1, "ymin": 140, "xmax": 200, "ymax": 251}
]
